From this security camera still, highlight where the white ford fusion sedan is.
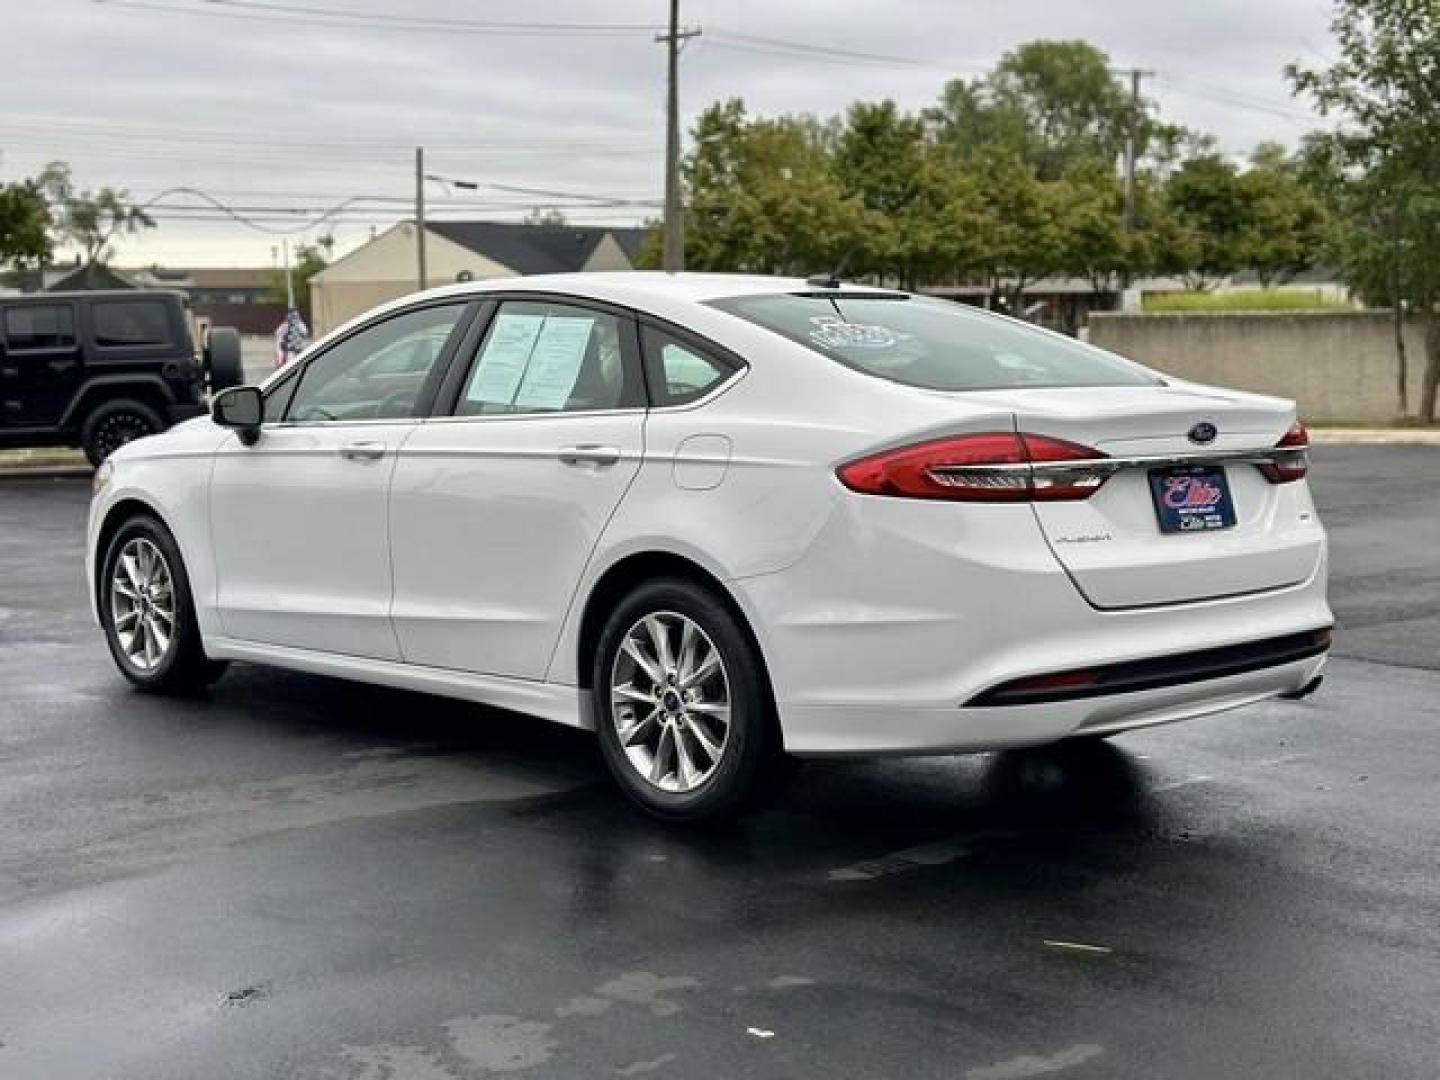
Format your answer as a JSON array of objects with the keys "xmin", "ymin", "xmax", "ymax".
[{"xmin": 87, "ymin": 273, "xmax": 1331, "ymax": 820}]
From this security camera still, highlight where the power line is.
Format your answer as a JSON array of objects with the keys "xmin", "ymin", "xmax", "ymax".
[
  {"xmin": 85, "ymin": 0, "xmax": 1328, "ymax": 122},
  {"xmin": 424, "ymin": 173, "xmax": 662, "ymax": 209},
  {"xmin": 133, "ymin": 181, "xmax": 661, "ymax": 237},
  {"xmin": 141, "ymin": 186, "xmax": 377, "ymax": 234},
  {"xmin": 191, "ymin": 0, "xmax": 662, "ymax": 32},
  {"xmin": 91, "ymin": 0, "xmax": 665, "ymax": 35},
  {"xmin": 703, "ymin": 29, "xmax": 976, "ymax": 71},
  {"xmin": 1155, "ymin": 73, "xmax": 1317, "ymax": 123},
  {"xmin": 0, "ymin": 114, "xmax": 658, "ymax": 153}
]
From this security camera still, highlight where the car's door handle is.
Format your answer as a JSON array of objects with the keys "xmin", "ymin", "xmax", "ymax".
[
  {"xmin": 338, "ymin": 440, "xmax": 386, "ymax": 462},
  {"xmin": 558, "ymin": 444, "xmax": 621, "ymax": 467}
]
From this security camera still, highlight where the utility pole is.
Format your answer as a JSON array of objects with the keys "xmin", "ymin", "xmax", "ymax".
[
  {"xmin": 415, "ymin": 146, "xmax": 427, "ymax": 290},
  {"xmin": 656, "ymin": 0, "xmax": 699, "ymax": 272},
  {"xmin": 1119, "ymin": 68, "xmax": 1154, "ymax": 233}
]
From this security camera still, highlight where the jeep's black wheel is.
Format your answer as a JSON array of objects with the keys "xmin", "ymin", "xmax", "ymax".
[
  {"xmin": 592, "ymin": 577, "xmax": 785, "ymax": 823},
  {"xmin": 99, "ymin": 514, "xmax": 227, "ymax": 693},
  {"xmin": 82, "ymin": 399, "xmax": 164, "ymax": 466}
]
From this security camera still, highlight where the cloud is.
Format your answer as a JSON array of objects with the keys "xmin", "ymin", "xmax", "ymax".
[{"xmin": 2, "ymin": 0, "xmax": 1331, "ymax": 265}]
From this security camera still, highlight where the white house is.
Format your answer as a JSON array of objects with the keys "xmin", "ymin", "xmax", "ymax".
[{"xmin": 310, "ymin": 221, "xmax": 648, "ymax": 334}]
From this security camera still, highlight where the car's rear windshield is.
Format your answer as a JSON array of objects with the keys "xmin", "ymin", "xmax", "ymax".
[{"xmin": 707, "ymin": 293, "xmax": 1160, "ymax": 392}]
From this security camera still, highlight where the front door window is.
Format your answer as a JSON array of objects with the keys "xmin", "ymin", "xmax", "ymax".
[{"xmin": 286, "ymin": 305, "xmax": 465, "ymax": 423}]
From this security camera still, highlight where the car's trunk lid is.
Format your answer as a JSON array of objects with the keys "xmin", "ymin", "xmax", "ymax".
[{"xmin": 984, "ymin": 385, "xmax": 1324, "ymax": 608}]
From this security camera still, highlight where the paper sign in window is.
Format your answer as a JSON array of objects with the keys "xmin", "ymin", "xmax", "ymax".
[
  {"xmin": 466, "ymin": 312, "xmax": 544, "ymax": 406},
  {"xmin": 513, "ymin": 316, "xmax": 594, "ymax": 411}
]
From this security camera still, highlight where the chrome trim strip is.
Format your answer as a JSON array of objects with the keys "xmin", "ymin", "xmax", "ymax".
[
  {"xmin": 419, "ymin": 407, "xmax": 647, "ymax": 426},
  {"xmin": 931, "ymin": 447, "xmax": 1298, "ymax": 480},
  {"xmin": 414, "ymin": 365, "xmax": 749, "ymax": 425}
]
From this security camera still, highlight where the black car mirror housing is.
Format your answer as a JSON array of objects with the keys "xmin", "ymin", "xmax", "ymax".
[{"xmin": 212, "ymin": 385, "xmax": 263, "ymax": 446}]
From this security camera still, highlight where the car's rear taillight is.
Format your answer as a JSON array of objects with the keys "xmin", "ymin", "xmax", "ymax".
[
  {"xmin": 836, "ymin": 432, "xmax": 1109, "ymax": 502},
  {"xmin": 1258, "ymin": 422, "xmax": 1309, "ymax": 484}
]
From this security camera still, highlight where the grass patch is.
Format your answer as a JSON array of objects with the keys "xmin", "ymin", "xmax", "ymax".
[{"xmin": 1143, "ymin": 289, "xmax": 1353, "ymax": 313}]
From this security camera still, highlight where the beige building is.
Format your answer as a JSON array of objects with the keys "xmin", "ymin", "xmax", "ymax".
[{"xmin": 310, "ymin": 221, "xmax": 648, "ymax": 334}]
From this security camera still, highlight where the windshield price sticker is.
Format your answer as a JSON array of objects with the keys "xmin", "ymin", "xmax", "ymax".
[{"xmin": 808, "ymin": 316, "xmax": 898, "ymax": 350}]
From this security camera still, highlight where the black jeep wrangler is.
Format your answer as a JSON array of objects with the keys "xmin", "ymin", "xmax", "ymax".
[{"xmin": 0, "ymin": 290, "xmax": 244, "ymax": 465}]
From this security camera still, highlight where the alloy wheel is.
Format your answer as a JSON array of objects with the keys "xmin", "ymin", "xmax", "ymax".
[
  {"xmin": 109, "ymin": 537, "xmax": 177, "ymax": 672},
  {"xmin": 609, "ymin": 611, "xmax": 731, "ymax": 793}
]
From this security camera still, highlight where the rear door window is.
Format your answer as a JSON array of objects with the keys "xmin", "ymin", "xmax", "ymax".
[
  {"xmin": 91, "ymin": 299, "xmax": 173, "ymax": 348},
  {"xmin": 3, "ymin": 304, "xmax": 76, "ymax": 351},
  {"xmin": 455, "ymin": 300, "xmax": 641, "ymax": 416},
  {"xmin": 640, "ymin": 326, "xmax": 734, "ymax": 406},
  {"xmin": 708, "ymin": 293, "xmax": 1159, "ymax": 391}
]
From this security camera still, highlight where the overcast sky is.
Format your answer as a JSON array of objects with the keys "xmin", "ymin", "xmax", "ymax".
[{"xmin": 3, "ymin": 0, "xmax": 1337, "ymax": 268}]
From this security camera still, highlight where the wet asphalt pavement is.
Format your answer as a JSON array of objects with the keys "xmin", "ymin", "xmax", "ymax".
[{"xmin": 1, "ymin": 446, "xmax": 1437, "ymax": 1079}]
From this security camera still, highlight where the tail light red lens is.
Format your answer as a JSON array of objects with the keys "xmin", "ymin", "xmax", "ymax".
[
  {"xmin": 836, "ymin": 432, "xmax": 1109, "ymax": 502},
  {"xmin": 1258, "ymin": 422, "xmax": 1310, "ymax": 484}
]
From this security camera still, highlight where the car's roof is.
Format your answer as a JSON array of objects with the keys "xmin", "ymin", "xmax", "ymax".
[
  {"xmin": 300, "ymin": 272, "xmax": 912, "ymax": 374},
  {"xmin": 418, "ymin": 271, "xmax": 906, "ymax": 308}
]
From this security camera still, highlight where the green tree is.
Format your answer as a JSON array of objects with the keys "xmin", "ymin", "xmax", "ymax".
[
  {"xmin": 1236, "ymin": 143, "xmax": 1332, "ymax": 288},
  {"xmin": 1288, "ymin": 0, "xmax": 1440, "ymax": 421},
  {"xmin": 1300, "ymin": 133, "xmax": 1416, "ymax": 415},
  {"xmin": 927, "ymin": 41, "xmax": 1188, "ymax": 296},
  {"xmin": 973, "ymin": 152, "xmax": 1068, "ymax": 307},
  {"xmin": 1162, "ymin": 153, "xmax": 1251, "ymax": 291},
  {"xmin": 0, "ymin": 176, "xmax": 52, "ymax": 270},
  {"xmin": 930, "ymin": 40, "xmax": 1140, "ymax": 181},
  {"xmin": 1051, "ymin": 165, "xmax": 1150, "ymax": 297},
  {"xmin": 37, "ymin": 162, "xmax": 154, "ymax": 285},
  {"xmin": 270, "ymin": 234, "xmax": 334, "ymax": 317},
  {"xmin": 834, "ymin": 101, "xmax": 997, "ymax": 287},
  {"xmin": 683, "ymin": 100, "xmax": 866, "ymax": 277}
]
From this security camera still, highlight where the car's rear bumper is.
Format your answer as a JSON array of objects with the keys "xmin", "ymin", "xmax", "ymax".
[
  {"xmin": 732, "ymin": 493, "xmax": 1331, "ymax": 756},
  {"xmin": 779, "ymin": 650, "xmax": 1327, "ymax": 756}
]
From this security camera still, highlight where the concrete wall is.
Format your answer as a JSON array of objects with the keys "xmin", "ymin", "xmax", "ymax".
[{"xmin": 1088, "ymin": 311, "xmax": 1425, "ymax": 424}]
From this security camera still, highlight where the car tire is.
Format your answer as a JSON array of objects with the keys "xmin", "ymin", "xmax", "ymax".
[
  {"xmin": 592, "ymin": 577, "xmax": 784, "ymax": 823},
  {"xmin": 99, "ymin": 514, "xmax": 228, "ymax": 693},
  {"xmin": 81, "ymin": 399, "xmax": 165, "ymax": 466}
]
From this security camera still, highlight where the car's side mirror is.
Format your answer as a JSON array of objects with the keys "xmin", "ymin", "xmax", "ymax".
[{"xmin": 212, "ymin": 385, "xmax": 263, "ymax": 446}]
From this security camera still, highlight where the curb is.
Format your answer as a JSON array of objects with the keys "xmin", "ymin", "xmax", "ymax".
[
  {"xmin": 1310, "ymin": 430, "xmax": 1440, "ymax": 446},
  {"xmin": 0, "ymin": 466, "xmax": 93, "ymax": 481}
]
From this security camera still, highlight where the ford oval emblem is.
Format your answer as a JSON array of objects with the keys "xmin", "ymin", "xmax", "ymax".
[{"xmin": 1188, "ymin": 422, "xmax": 1218, "ymax": 445}]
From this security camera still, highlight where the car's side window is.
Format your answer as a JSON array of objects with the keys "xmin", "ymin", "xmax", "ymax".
[
  {"xmin": 3, "ymin": 304, "xmax": 76, "ymax": 351},
  {"xmin": 92, "ymin": 299, "xmax": 172, "ymax": 348},
  {"xmin": 640, "ymin": 326, "xmax": 733, "ymax": 407},
  {"xmin": 455, "ymin": 300, "xmax": 639, "ymax": 417},
  {"xmin": 285, "ymin": 304, "xmax": 465, "ymax": 423}
]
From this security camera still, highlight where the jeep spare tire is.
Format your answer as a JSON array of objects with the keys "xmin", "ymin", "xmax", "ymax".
[
  {"xmin": 81, "ymin": 398, "xmax": 164, "ymax": 466},
  {"xmin": 205, "ymin": 326, "xmax": 244, "ymax": 392}
]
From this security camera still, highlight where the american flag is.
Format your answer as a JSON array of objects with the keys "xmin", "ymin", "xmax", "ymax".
[{"xmin": 274, "ymin": 308, "xmax": 309, "ymax": 368}]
